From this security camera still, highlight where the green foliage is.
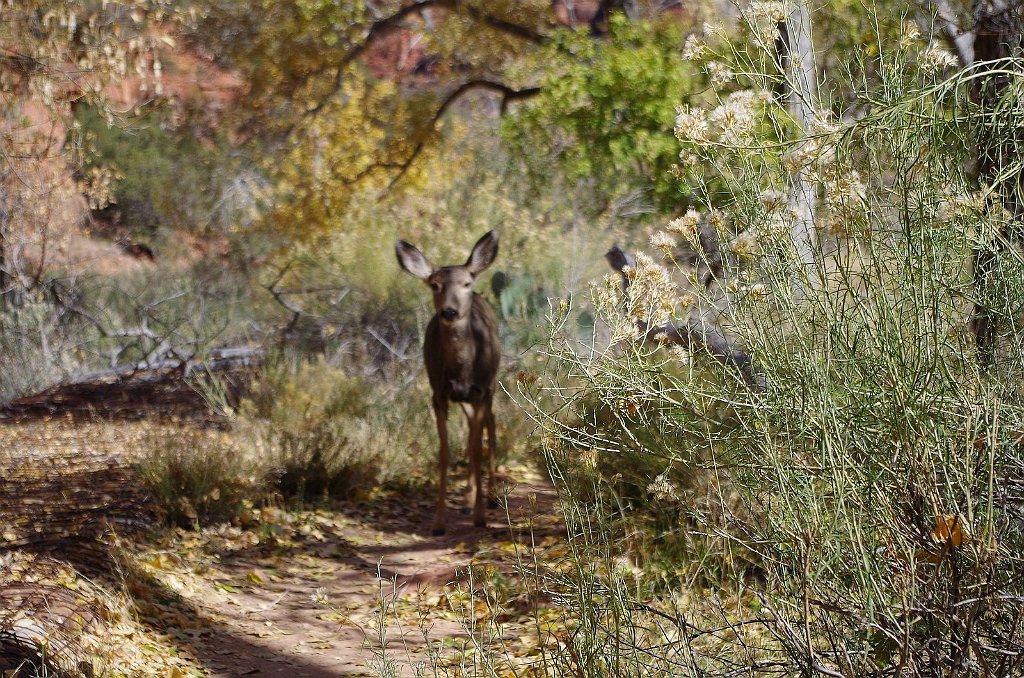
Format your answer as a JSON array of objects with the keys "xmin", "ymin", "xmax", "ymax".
[
  {"xmin": 527, "ymin": 19, "xmax": 1024, "ymax": 676},
  {"xmin": 239, "ymin": 356, "xmax": 435, "ymax": 501},
  {"xmin": 76, "ymin": 105, "xmax": 246, "ymax": 239},
  {"xmin": 135, "ymin": 427, "xmax": 267, "ymax": 527},
  {"xmin": 507, "ymin": 16, "xmax": 703, "ymax": 211}
]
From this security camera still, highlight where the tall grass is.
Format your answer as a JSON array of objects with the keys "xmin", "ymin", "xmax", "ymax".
[{"xmin": 500, "ymin": 20, "xmax": 1024, "ymax": 677}]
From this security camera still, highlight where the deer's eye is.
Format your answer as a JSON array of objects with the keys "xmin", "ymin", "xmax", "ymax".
[
  {"xmin": 430, "ymin": 282, "xmax": 441, "ymax": 292},
  {"xmin": 463, "ymin": 282, "xmax": 471, "ymax": 288}
]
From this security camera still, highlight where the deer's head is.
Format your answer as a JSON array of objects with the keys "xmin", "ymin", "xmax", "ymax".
[{"xmin": 396, "ymin": 231, "xmax": 499, "ymax": 324}]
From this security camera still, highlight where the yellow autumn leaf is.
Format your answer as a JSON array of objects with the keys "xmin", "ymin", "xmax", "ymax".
[{"xmin": 932, "ymin": 514, "xmax": 969, "ymax": 547}]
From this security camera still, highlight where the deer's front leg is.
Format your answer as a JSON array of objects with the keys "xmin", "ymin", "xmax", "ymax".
[
  {"xmin": 463, "ymin": 403, "xmax": 488, "ymax": 528},
  {"xmin": 432, "ymin": 397, "xmax": 450, "ymax": 536}
]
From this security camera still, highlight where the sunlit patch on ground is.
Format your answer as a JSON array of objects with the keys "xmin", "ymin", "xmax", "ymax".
[{"xmin": 2, "ymin": 419, "xmax": 570, "ymax": 677}]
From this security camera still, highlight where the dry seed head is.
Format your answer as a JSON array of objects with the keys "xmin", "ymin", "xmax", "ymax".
[
  {"xmin": 650, "ymin": 231, "xmax": 677, "ymax": 256},
  {"xmin": 677, "ymin": 150, "xmax": 700, "ymax": 169},
  {"xmin": 675, "ymin": 105, "xmax": 710, "ymax": 143},
  {"xmin": 707, "ymin": 209, "xmax": 729, "ymax": 233},
  {"xmin": 901, "ymin": 20, "xmax": 921, "ymax": 42},
  {"xmin": 310, "ymin": 587, "xmax": 330, "ymax": 606},
  {"xmin": 745, "ymin": 1, "xmax": 788, "ymax": 44},
  {"xmin": 921, "ymin": 44, "xmax": 959, "ymax": 73},
  {"xmin": 759, "ymin": 188, "xmax": 786, "ymax": 211},
  {"xmin": 703, "ymin": 21, "xmax": 726, "ymax": 37},
  {"xmin": 810, "ymin": 114, "xmax": 840, "ymax": 136},
  {"xmin": 731, "ymin": 230, "xmax": 759, "ymax": 259},
  {"xmin": 708, "ymin": 90, "xmax": 765, "ymax": 145},
  {"xmin": 647, "ymin": 473, "xmax": 678, "ymax": 501},
  {"xmin": 667, "ymin": 208, "xmax": 703, "ymax": 247},
  {"xmin": 627, "ymin": 253, "xmax": 679, "ymax": 327},
  {"xmin": 682, "ymin": 34, "xmax": 709, "ymax": 62},
  {"xmin": 706, "ymin": 60, "xmax": 735, "ymax": 86}
]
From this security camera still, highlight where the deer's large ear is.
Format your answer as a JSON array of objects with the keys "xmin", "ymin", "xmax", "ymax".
[
  {"xmin": 396, "ymin": 240, "xmax": 434, "ymax": 280},
  {"xmin": 466, "ymin": 230, "xmax": 498, "ymax": 277}
]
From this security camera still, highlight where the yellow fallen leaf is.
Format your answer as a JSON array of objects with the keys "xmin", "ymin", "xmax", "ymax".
[{"xmin": 932, "ymin": 514, "xmax": 969, "ymax": 547}]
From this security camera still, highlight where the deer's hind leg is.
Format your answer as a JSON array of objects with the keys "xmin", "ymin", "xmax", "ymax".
[
  {"xmin": 432, "ymin": 397, "xmax": 450, "ymax": 536},
  {"xmin": 485, "ymin": 404, "xmax": 498, "ymax": 508}
]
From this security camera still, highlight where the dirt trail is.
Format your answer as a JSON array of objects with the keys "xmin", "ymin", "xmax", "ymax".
[
  {"xmin": 1, "ymin": 420, "xmax": 562, "ymax": 677},
  {"xmin": 158, "ymin": 475, "xmax": 559, "ymax": 678}
]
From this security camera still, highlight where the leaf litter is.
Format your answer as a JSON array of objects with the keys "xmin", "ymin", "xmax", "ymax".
[{"xmin": 2, "ymin": 418, "xmax": 573, "ymax": 677}]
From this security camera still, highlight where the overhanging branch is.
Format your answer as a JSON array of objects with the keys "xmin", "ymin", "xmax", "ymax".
[
  {"xmin": 295, "ymin": 0, "xmax": 547, "ymax": 126},
  {"xmin": 380, "ymin": 78, "xmax": 541, "ymax": 191}
]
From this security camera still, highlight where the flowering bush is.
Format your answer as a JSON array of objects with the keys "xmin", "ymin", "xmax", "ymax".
[{"xmin": 528, "ymin": 8, "xmax": 1024, "ymax": 675}]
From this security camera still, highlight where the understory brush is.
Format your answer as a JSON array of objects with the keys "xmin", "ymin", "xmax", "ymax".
[
  {"xmin": 367, "ymin": 19, "xmax": 1024, "ymax": 678},
  {"xmin": 521, "ymin": 29, "xmax": 1024, "ymax": 678},
  {"xmin": 134, "ymin": 426, "xmax": 265, "ymax": 527},
  {"xmin": 237, "ymin": 355, "xmax": 436, "ymax": 500}
]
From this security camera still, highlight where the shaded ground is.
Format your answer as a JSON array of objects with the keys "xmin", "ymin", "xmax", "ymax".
[{"xmin": 1, "ymin": 420, "xmax": 565, "ymax": 677}]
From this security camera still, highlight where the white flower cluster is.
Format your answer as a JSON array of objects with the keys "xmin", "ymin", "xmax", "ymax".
[
  {"xmin": 667, "ymin": 208, "xmax": 703, "ymax": 247},
  {"xmin": 683, "ymin": 33, "xmax": 708, "ymax": 62},
  {"xmin": 675, "ymin": 105, "xmax": 710, "ymax": 143},
  {"xmin": 675, "ymin": 90, "xmax": 771, "ymax": 148},
  {"xmin": 729, "ymin": 229, "xmax": 761, "ymax": 259},
  {"xmin": 624, "ymin": 252, "xmax": 684, "ymax": 329},
  {"xmin": 706, "ymin": 60, "xmax": 735, "ymax": 86},
  {"xmin": 649, "ymin": 230, "xmax": 677, "ymax": 255},
  {"xmin": 820, "ymin": 168, "xmax": 868, "ymax": 234},
  {"xmin": 920, "ymin": 44, "xmax": 959, "ymax": 75},
  {"xmin": 711, "ymin": 90, "xmax": 771, "ymax": 145},
  {"xmin": 744, "ymin": 0, "xmax": 789, "ymax": 45},
  {"xmin": 647, "ymin": 473, "xmax": 678, "ymax": 501}
]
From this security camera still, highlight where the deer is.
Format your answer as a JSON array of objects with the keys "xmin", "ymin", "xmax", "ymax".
[{"xmin": 396, "ymin": 230, "xmax": 501, "ymax": 535}]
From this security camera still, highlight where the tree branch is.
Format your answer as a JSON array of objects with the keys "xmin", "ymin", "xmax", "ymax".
[
  {"xmin": 381, "ymin": 78, "xmax": 541, "ymax": 192},
  {"xmin": 294, "ymin": 0, "xmax": 547, "ymax": 127}
]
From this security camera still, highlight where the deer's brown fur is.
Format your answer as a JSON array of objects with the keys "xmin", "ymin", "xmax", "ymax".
[{"xmin": 396, "ymin": 231, "xmax": 500, "ymax": 534}]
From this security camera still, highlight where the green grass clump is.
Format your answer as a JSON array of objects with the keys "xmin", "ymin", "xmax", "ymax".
[{"xmin": 134, "ymin": 426, "xmax": 266, "ymax": 527}]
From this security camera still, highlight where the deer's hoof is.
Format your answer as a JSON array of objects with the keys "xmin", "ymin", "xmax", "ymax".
[
  {"xmin": 459, "ymin": 507, "xmax": 472, "ymax": 515},
  {"xmin": 474, "ymin": 518, "xmax": 487, "ymax": 528},
  {"xmin": 487, "ymin": 497, "xmax": 499, "ymax": 509},
  {"xmin": 432, "ymin": 526, "xmax": 446, "ymax": 536}
]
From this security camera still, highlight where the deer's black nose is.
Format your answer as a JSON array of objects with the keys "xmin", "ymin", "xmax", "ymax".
[{"xmin": 441, "ymin": 308, "xmax": 459, "ymax": 321}]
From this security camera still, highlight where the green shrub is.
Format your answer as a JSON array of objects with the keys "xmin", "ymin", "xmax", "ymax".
[
  {"xmin": 238, "ymin": 356, "xmax": 435, "ymax": 501},
  {"xmin": 524, "ymin": 21, "xmax": 1024, "ymax": 677},
  {"xmin": 134, "ymin": 426, "xmax": 267, "ymax": 527}
]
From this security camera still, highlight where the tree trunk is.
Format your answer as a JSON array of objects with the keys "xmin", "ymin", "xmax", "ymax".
[
  {"xmin": 779, "ymin": 2, "xmax": 819, "ymax": 276},
  {"xmin": 969, "ymin": 0, "xmax": 1023, "ymax": 371}
]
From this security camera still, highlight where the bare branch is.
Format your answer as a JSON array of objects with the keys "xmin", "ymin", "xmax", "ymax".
[
  {"xmin": 606, "ymin": 246, "xmax": 763, "ymax": 392},
  {"xmin": 381, "ymin": 79, "xmax": 541, "ymax": 192}
]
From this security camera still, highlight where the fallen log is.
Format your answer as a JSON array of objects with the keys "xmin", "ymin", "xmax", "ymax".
[{"xmin": 0, "ymin": 345, "xmax": 263, "ymax": 422}]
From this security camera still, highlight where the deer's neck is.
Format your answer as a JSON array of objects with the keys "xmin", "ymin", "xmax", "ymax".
[{"xmin": 439, "ymin": 316, "xmax": 476, "ymax": 369}]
